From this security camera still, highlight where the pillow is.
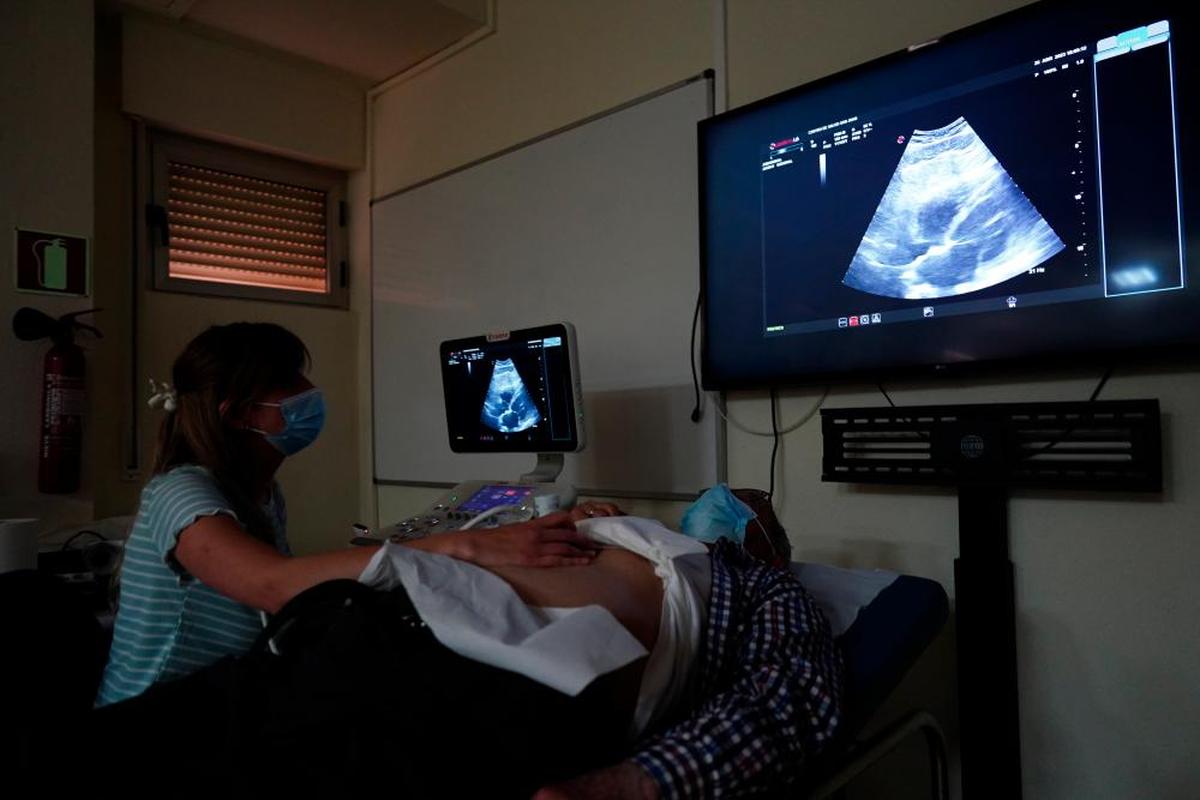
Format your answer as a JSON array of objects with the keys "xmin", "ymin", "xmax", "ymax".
[{"xmin": 789, "ymin": 562, "xmax": 898, "ymax": 638}]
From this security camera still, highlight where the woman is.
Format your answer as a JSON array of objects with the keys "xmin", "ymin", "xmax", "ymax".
[{"xmin": 97, "ymin": 322, "xmax": 603, "ymax": 706}]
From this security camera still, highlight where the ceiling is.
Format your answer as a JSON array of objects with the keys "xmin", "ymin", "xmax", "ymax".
[{"xmin": 120, "ymin": 0, "xmax": 491, "ymax": 84}]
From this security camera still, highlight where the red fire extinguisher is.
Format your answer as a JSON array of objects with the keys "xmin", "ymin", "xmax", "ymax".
[{"xmin": 12, "ymin": 307, "xmax": 103, "ymax": 494}]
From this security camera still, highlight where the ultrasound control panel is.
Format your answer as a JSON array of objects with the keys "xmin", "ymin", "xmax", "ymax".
[{"xmin": 352, "ymin": 480, "xmax": 576, "ymax": 545}]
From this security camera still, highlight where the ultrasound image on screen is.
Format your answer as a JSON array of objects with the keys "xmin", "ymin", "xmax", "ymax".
[
  {"xmin": 700, "ymin": 4, "xmax": 1192, "ymax": 387},
  {"xmin": 441, "ymin": 325, "xmax": 578, "ymax": 452},
  {"xmin": 481, "ymin": 358, "xmax": 542, "ymax": 433},
  {"xmin": 756, "ymin": 56, "xmax": 1105, "ymax": 333},
  {"xmin": 843, "ymin": 117, "xmax": 1065, "ymax": 300}
]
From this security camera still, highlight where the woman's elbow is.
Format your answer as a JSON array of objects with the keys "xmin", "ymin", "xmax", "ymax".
[{"xmin": 253, "ymin": 570, "xmax": 294, "ymax": 615}]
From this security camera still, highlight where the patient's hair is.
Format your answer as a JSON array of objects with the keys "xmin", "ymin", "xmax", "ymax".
[{"xmin": 153, "ymin": 322, "xmax": 310, "ymax": 544}]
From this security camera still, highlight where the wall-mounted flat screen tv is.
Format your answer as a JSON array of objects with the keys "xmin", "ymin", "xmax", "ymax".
[{"xmin": 701, "ymin": 0, "xmax": 1196, "ymax": 388}]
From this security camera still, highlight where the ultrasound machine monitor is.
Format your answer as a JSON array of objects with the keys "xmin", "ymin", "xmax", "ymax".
[
  {"xmin": 700, "ymin": 0, "xmax": 1198, "ymax": 388},
  {"xmin": 354, "ymin": 324, "xmax": 585, "ymax": 544},
  {"xmin": 440, "ymin": 322, "xmax": 585, "ymax": 454}
]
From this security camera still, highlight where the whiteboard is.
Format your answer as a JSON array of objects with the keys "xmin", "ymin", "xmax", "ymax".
[{"xmin": 371, "ymin": 75, "xmax": 721, "ymax": 497}]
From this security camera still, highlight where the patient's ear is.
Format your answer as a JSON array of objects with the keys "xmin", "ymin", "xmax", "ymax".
[{"xmin": 732, "ymin": 488, "xmax": 791, "ymax": 567}]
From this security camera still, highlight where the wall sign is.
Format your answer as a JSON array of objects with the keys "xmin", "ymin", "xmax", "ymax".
[{"xmin": 14, "ymin": 228, "xmax": 90, "ymax": 297}]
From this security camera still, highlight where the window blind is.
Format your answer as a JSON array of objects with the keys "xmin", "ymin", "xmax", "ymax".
[{"xmin": 166, "ymin": 161, "xmax": 329, "ymax": 293}]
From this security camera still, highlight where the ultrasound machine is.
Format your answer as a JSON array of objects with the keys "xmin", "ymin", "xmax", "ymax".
[{"xmin": 354, "ymin": 322, "xmax": 586, "ymax": 544}]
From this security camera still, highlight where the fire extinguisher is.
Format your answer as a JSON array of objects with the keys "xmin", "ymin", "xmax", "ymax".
[{"xmin": 12, "ymin": 307, "xmax": 103, "ymax": 494}]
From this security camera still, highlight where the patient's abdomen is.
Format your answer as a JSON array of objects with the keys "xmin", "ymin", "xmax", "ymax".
[{"xmin": 486, "ymin": 549, "xmax": 663, "ymax": 651}]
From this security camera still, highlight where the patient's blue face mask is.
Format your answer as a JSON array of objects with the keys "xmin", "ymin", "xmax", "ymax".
[
  {"xmin": 679, "ymin": 483, "xmax": 757, "ymax": 544},
  {"xmin": 251, "ymin": 387, "xmax": 326, "ymax": 456}
]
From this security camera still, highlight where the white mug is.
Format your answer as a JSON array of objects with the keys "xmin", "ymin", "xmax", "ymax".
[{"xmin": 0, "ymin": 518, "xmax": 39, "ymax": 574}]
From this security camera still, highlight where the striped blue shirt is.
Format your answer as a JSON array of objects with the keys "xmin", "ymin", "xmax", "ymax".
[{"xmin": 96, "ymin": 465, "xmax": 289, "ymax": 707}]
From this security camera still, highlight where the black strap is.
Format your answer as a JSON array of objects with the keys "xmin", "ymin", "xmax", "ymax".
[{"xmin": 253, "ymin": 579, "xmax": 380, "ymax": 657}]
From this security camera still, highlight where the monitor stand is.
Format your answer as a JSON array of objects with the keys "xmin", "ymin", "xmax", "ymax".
[
  {"xmin": 520, "ymin": 452, "xmax": 564, "ymax": 484},
  {"xmin": 820, "ymin": 399, "xmax": 1162, "ymax": 800}
]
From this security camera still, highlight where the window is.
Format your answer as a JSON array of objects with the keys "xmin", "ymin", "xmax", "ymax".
[{"xmin": 146, "ymin": 131, "xmax": 347, "ymax": 307}]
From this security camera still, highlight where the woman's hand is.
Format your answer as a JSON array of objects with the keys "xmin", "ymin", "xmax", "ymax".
[
  {"xmin": 567, "ymin": 501, "xmax": 624, "ymax": 523},
  {"xmin": 419, "ymin": 511, "xmax": 600, "ymax": 568}
]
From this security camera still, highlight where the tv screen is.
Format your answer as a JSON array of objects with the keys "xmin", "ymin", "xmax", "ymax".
[
  {"xmin": 440, "ymin": 322, "xmax": 584, "ymax": 453},
  {"xmin": 701, "ymin": 0, "xmax": 1196, "ymax": 388}
]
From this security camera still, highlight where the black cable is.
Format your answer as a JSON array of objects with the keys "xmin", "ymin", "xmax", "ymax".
[
  {"xmin": 768, "ymin": 388, "xmax": 780, "ymax": 501},
  {"xmin": 877, "ymin": 382, "xmax": 931, "ymax": 441},
  {"xmin": 1023, "ymin": 365, "xmax": 1115, "ymax": 459},
  {"xmin": 878, "ymin": 368, "xmax": 1114, "ymax": 461},
  {"xmin": 689, "ymin": 287, "xmax": 702, "ymax": 423},
  {"xmin": 1088, "ymin": 366, "xmax": 1114, "ymax": 402},
  {"xmin": 878, "ymin": 383, "xmax": 896, "ymax": 407}
]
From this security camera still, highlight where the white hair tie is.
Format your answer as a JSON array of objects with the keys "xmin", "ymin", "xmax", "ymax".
[{"xmin": 148, "ymin": 378, "xmax": 178, "ymax": 412}]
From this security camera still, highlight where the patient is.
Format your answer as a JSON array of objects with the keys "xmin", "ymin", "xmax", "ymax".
[
  {"xmin": 280, "ymin": 508, "xmax": 841, "ymax": 799},
  {"xmin": 361, "ymin": 509, "xmax": 713, "ymax": 745},
  {"xmin": 34, "ymin": 505, "xmax": 840, "ymax": 800},
  {"xmin": 491, "ymin": 516, "xmax": 845, "ymax": 800},
  {"xmin": 488, "ymin": 538, "xmax": 668, "ymax": 725},
  {"xmin": 491, "ymin": 544, "xmax": 664, "ymax": 650}
]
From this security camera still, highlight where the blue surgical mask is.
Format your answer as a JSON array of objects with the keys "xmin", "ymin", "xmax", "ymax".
[
  {"xmin": 252, "ymin": 387, "xmax": 326, "ymax": 456},
  {"xmin": 679, "ymin": 483, "xmax": 757, "ymax": 544}
]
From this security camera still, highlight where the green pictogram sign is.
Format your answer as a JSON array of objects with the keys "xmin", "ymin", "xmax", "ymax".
[{"xmin": 14, "ymin": 228, "xmax": 90, "ymax": 297}]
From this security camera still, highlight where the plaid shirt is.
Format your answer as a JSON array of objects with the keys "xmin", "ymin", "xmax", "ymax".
[{"xmin": 631, "ymin": 540, "xmax": 844, "ymax": 798}]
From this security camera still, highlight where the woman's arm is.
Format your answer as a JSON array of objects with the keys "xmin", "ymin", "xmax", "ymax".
[
  {"xmin": 173, "ymin": 516, "xmax": 373, "ymax": 614},
  {"xmin": 174, "ymin": 511, "xmax": 598, "ymax": 614}
]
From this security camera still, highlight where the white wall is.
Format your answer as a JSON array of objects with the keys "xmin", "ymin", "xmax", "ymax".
[
  {"xmin": 368, "ymin": 1, "xmax": 1200, "ymax": 799},
  {"xmin": 0, "ymin": 0, "xmax": 95, "ymax": 529},
  {"xmin": 368, "ymin": 0, "xmax": 713, "ymax": 524},
  {"xmin": 2, "ymin": 2, "xmax": 371, "ymax": 557},
  {"xmin": 122, "ymin": 12, "xmax": 365, "ymax": 170},
  {"xmin": 370, "ymin": 0, "xmax": 712, "ymax": 194},
  {"xmin": 111, "ymin": 13, "xmax": 368, "ymax": 556}
]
